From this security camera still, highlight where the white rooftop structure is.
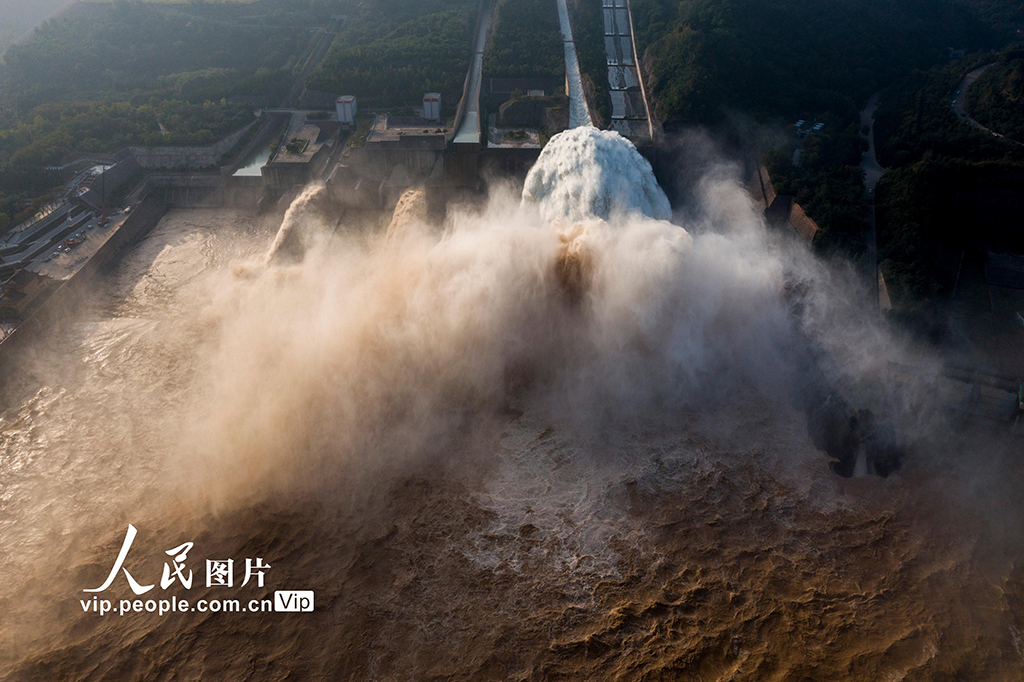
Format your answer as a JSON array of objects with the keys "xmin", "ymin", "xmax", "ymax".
[
  {"xmin": 423, "ymin": 93, "xmax": 441, "ymax": 122},
  {"xmin": 336, "ymin": 95, "xmax": 357, "ymax": 124}
]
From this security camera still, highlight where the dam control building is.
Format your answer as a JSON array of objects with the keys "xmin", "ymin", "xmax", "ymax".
[{"xmin": 336, "ymin": 96, "xmax": 356, "ymax": 125}]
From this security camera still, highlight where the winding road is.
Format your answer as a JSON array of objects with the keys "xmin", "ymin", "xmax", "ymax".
[{"xmin": 952, "ymin": 64, "xmax": 1023, "ymax": 148}]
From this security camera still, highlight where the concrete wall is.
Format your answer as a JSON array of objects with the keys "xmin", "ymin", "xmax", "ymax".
[
  {"xmin": 479, "ymin": 147, "xmax": 541, "ymax": 181},
  {"xmin": 221, "ymin": 113, "xmax": 289, "ymax": 176},
  {"xmin": 129, "ymin": 122, "xmax": 257, "ymax": 169},
  {"xmin": 154, "ymin": 185, "xmax": 223, "ymax": 209},
  {"xmin": 223, "ymin": 185, "xmax": 264, "ymax": 210},
  {"xmin": 135, "ymin": 175, "xmax": 227, "ymax": 209},
  {"xmin": 444, "ymin": 150, "xmax": 480, "ymax": 189},
  {"xmin": 327, "ymin": 169, "xmax": 381, "ymax": 210},
  {"xmin": 380, "ymin": 148, "xmax": 445, "ymax": 179},
  {"xmin": 0, "ymin": 196, "xmax": 168, "ymax": 376},
  {"xmin": 82, "ymin": 148, "xmax": 141, "ymax": 207},
  {"xmin": 261, "ymin": 142, "xmax": 332, "ymax": 189}
]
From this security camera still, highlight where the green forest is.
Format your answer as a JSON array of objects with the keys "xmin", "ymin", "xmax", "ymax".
[
  {"xmin": 0, "ymin": 0, "xmax": 69, "ymax": 57},
  {"xmin": 484, "ymin": 0, "xmax": 564, "ymax": 80},
  {"xmin": 628, "ymin": 0, "xmax": 1015, "ymax": 127},
  {"xmin": 623, "ymin": 0, "xmax": 1024, "ymax": 325},
  {"xmin": 1, "ymin": 2, "xmax": 307, "ymax": 112},
  {"xmin": 874, "ymin": 159, "xmax": 1024, "ymax": 323},
  {"xmin": 764, "ymin": 122, "xmax": 869, "ymax": 259},
  {"xmin": 870, "ymin": 43, "xmax": 1024, "ymax": 326},
  {"xmin": 969, "ymin": 46, "xmax": 1024, "ymax": 145},
  {"xmin": 0, "ymin": 0, "xmax": 315, "ymax": 231},
  {"xmin": 307, "ymin": 0, "xmax": 478, "ymax": 115},
  {"xmin": 0, "ymin": 99, "xmax": 254, "ymax": 168},
  {"xmin": 873, "ymin": 56, "xmax": 1016, "ymax": 168}
]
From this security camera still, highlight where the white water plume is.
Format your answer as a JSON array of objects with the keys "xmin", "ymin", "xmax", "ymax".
[
  {"xmin": 172, "ymin": 126, "xmax": 917, "ymax": 509},
  {"xmin": 0, "ymin": 127, "xmax": 962, "ymax": 679},
  {"xmin": 0, "ymin": 127, "xmax": 907, "ymax": 563},
  {"xmin": 265, "ymin": 183, "xmax": 328, "ymax": 263},
  {"xmin": 522, "ymin": 127, "xmax": 671, "ymax": 222}
]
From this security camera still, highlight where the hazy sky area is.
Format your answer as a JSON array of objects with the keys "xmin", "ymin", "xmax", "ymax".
[{"xmin": 0, "ymin": 0, "xmax": 73, "ymax": 56}]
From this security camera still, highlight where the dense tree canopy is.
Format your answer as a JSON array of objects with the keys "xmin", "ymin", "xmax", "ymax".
[
  {"xmin": 969, "ymin": 45, "xmax": 1024, "ymax": 144},
  {"xmin": 2, "ymin": 2, "xmax": 306, "ymax": 111},
  {"xmin": 619, "ymin": 0, "xmax": 1023, "ymax": 318},
  {"xmin": 766, "ymin": 123, "xmax": 868, "ymax": 253},
  {"xmin": 0, "ymin": 99, "xmax": 253, "ymax": 168},
  {"xmin": 873, "ymin": 56, "xmax": 1018, "ymax": 168},
  {"xmin": 484, "ymin": 0, "xmax": 564, "ymax": 80},
  {"xmin": 629, "ymin": 0, "xmax": 1012, "ymax": 127},
  {"xmin": 307, "ymin": 0, "xmax": 478, "ymax": 115},
  {"xmin": 871, "ymin": 45, "xmax": 1024, "ymax": 323},
  {"xmin": 0, "ymin": 0, "xmax": 313, "ymax": 233}
]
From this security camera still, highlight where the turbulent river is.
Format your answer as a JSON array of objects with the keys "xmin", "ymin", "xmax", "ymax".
[{"xmin": 1, "ymin": 128, "xmax": 1023, "ymax": 681}]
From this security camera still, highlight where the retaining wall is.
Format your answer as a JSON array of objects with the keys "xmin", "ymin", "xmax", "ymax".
[
  {"xmin": 129, "ymin": 122, "xmax": 257, "ymax": 169},
  {"xmin": 0, "ymin": 196, "xmax": 168, "ymax": 375}
]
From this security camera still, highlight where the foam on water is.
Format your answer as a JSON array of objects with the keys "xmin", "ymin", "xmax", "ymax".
[{"xmin": 1, "ymin": 127, "xmax": 1022, "ymax": 680}]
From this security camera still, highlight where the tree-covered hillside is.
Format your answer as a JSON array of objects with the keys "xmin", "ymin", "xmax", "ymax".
[
  {"xmin": 870, "ymin": 45, "xmax": 1024, "ymax": 324},
  {"xmin": 969, "ymin": 45, "xmax": 1024, "ymax": 145},
  {"xmin": 307, "ymin": 0, "xmax": 478, "ymax": 114},
  {"xmin": 0, "ymin": 0, "xmax": 70, "ymax": 57},
  {"xmin": 1, "ymin": 2, "xmax": 306, "ymax": 112},
  {"xmin": 622, "ymin": 0, "xmax": 1024, "ymax": 314},
  {"xmin": 0, "ymin": 0, "xmax": 315, "ymax": 233},
  {"xmin": 484, "ymin": 0, "xmax": 564, "ymax": 80},
  {"xmin": 629, "ymin": 0, "xmax": 1015, "ymax": 127},
  {"xmin": 873, "ymin": 56, "xmax": 1015, "ymax": 169}
]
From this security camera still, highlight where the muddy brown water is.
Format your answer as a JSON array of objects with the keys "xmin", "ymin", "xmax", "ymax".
[{"xmin": 1, "ymin": 209, "xmax": 1022, "ymax": 681}]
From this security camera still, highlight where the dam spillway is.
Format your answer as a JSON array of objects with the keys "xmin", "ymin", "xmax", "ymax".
[{"xmin": 1, "ymin": 128, "xmax": 1023, "ymax": 680}]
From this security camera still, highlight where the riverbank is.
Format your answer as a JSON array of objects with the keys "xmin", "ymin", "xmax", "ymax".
[{"xmin": 0, "ymin": 195, "xmax": 168, "ymax": 375}]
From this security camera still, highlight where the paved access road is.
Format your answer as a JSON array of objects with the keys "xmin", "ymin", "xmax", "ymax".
[
  {"xmin": 951, "ymin": 64, "xmax": 991, "ymax": 120},
  {"xmin": 952, "ymin": 64, "xmax": 1023, "ymax": 147}
]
